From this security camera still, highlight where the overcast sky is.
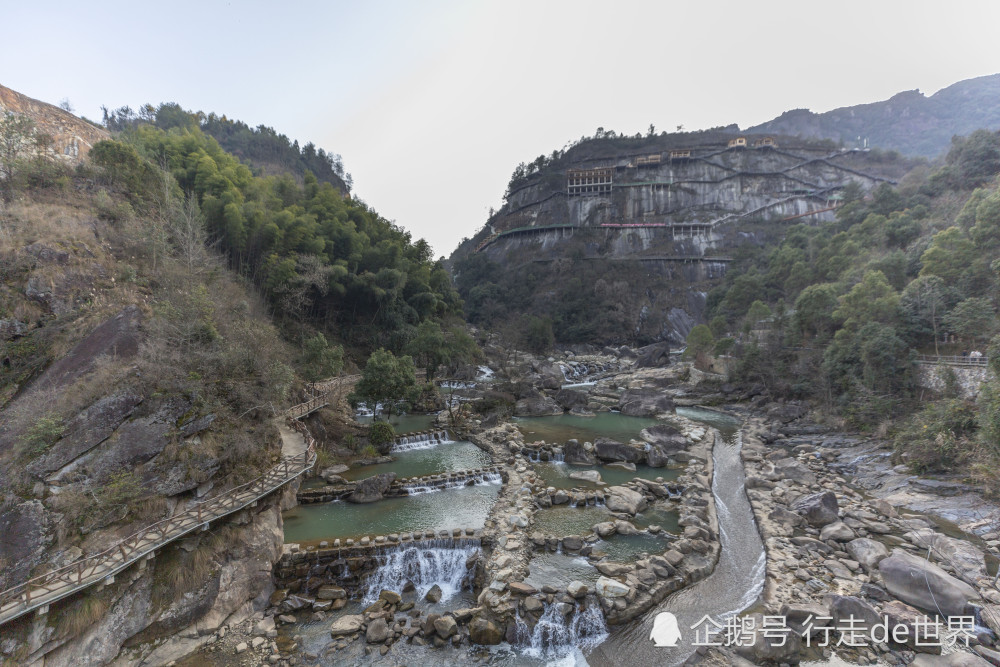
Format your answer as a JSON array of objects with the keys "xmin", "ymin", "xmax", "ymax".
[{"xmin": 3, "ymin": 0, "xmax": 1000, "ymax": 256}]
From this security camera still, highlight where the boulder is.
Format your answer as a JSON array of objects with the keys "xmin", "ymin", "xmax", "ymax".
[
  {"xmin": 366, "ymin": 617, "xmax": 390, "ymax": 643},
  {"xmin": 595, "ymin": 576, "xmax": 629, "ymax": 598},
  {"xmin": 566, "ymin": 581, "xmax": 588, "ymax": 598},
  {"xmin": 425, "ymin": 584, "xmax": 442, "ymax": 603},
  {"xmin": 379, "ymin": 590, "xmax": 401, "ymax": 605},
  {"xmin": 347, "ymin": 473, "xmax": 396, "ymax": 503},
  {"xmin": 640, "ymin": 424, "xmax": 688, "ymax": 468},
  {"xmin": 569, "ymin": 470, "xmax": 603, "ymax": 484},
  {"xmin": 330, "ymin": 614, "xmax": 365, "ymax": 636},
  {"xmin": 826, "ymin": 594, "xmax": 881, "ymax": 630},
  {"xmin": 846, "ymin": 538, "xmax": 889, "ymax": 572},
  {"xmin": 604, "ymin": 486, "xmax": 647, "ymax": 515},
  {"xmin": 619, "ymin": 389, "xmax": 673, "ymax": 417},
  {"xmin": 316, "ymin": 585, "xmax": 347, "ymax": 600},
  {"xmin": 882, "ymin": 599, "xmax": 943, "ymax": 653},
  {"xmin": 469, "ymin": 617, "xmax": 504, "ymax": 645},
  {"xmin": 634, "ymin": 342, "xmax": 671, "ymax": 368},
  {"xmin": 879, "ymin": 548, "xmax": 980, "ymax": 617},
  {"xmin": 733, "ymin": 613, "xmax": 805, "ymax": 664},
  {"xmin": 565, "ymin": 440, "xmax": 597, "ymax": 465},
  {"xmin": 769, "ymin": 457, "xmax": 817, "ymax": 485},
  {"xmin": 594, "ymin": 439, "xmax": 640, "ymax": 463},
  {"xmin": 819, "ymin": 521, "xmax": 856, "ymax": 542},
  {"xmin": 555, "ymin": 388, "xmax": 589, "ymax": 410},
  {"xmin": 905, "ymin": 528, "xmax": 988, "ymax": 581},
  {"xmin": 321, "ymin": 465, "xmax": 350, "ymax": 482},
  {"xmin": 434, "ymin": 615, "xmax": 458, "ymax": 639},
  {"xmin": 790, "ymin": 491, "xmax": 839, "ymax": 527},
  {"xmin": 508, "ymin": 581, "xmax": 537, "ymax": 595},
  {"xmin": 593, "ymin": 521, "xmax": 617, "ymax": 538},
  {"xmin": 514, "ymin": 396, "xmax": 563, "ymax": 417}
]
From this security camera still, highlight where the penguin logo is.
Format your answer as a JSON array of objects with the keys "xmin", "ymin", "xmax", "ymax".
[{"xmin": 650, "ymin": 612, "xmax": 681, "ymax": 647}]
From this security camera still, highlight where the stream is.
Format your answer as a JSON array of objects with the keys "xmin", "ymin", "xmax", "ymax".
[{"xmin": 589, "ymin": 406, "xmax": 766, "ymax": 667}]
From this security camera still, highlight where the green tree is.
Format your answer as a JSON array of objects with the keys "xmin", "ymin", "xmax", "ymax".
[
  {"xmin": 833, "ymin": 271, "xmax": 901, "ymax": 331},
  {"xmin": 349, "ymin": 349, "xmax": 418, "ymax": 418},
  {"xmin": 944, "ymin": 297, "xmax": 996, "ymax": 347},
  {"xmin": 901, "ymin": 275, "xmax": 954, "ymax": 353},
  {"xmin": 920, "ymin": 227, "xmax": 976, "ymax": 284},
  {"xmin": 524, "ymin": 316, "xmax": 554, "ymax": 354},
  {"xmin": 792, "ymin": 283, "xmax": 840, "ymax": 342},
  {"xmin": 745, "ymin": 300, "xmax": 772, "ymax": 330},
  {"xmin": 685, "ymin": 324, "xmax": 715, "ymax": 358},
  {"xmin": 301, "ymin": 333, "xmax": 344, "ymax": 382}
]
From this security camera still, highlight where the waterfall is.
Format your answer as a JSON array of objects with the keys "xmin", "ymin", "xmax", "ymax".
[
  {"xmin": 476, "ymin": 365, "xmax": 495, "ymax": 381},
  {"xmin": 363, "ymin": 541, "xmax": 479, "ymax": 605},
  {"xmin": 406, "ymin": 472, "xmax": 503, "ymax": 495},
  {"xmin": 514, "ymin": 602, "xmax": 609, "ymax": 660},
  {"xmin": 390, "ymin": 431, "xmax": 453, "ymax": 452}
]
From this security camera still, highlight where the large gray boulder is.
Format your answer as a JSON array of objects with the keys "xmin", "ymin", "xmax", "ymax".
[
  {"xmin": 641, "ymin": 424, "xmax": 688, "ymax": 467},
  {"xmin": 634, "ymin": 342, "xmax": 671, "ymax": 368},
  {"xmin": 618, "ymin": 389, "xmax": 673, "ymax": 417},
  {"xmin": 904, "ymin": 528, "xmax": 988, "ymax": 582},
  {"xmin": 790, "ymin": 491, "xmax": 839, "ymax": 527},
  {"xmin": 347, "ymin": 473, "xmax": 396, "ymax": 503},
  {"xmin": 532, "ymin": 362, "xmax": 565, "ymax": 390},
  {"xmin": 594, "ymin": 438, "xmax": 640, "ymax": 463},
  {"xmin": 604, "ymin": 486, "xmax": 647, "ymax": 515},
  {"xmin": 826, "ymin": 594, "xmax": 881, "ymax": 630},
  {"xmin": 514, "ymin": 396, "xmax": 563, "ymax": 417},
  {"xmin": 564, "ymin": 440, "xmax": 596, "ymax": 465},
  {"xmin": 768, "ymin": 457, "xmax": 817, "ymax": 485},
  {"xmin": 878, "ymin": 548, "xmax": 981, "ymax": 617},
  {"xmin": 846, "ymin": 538, "xmax": 889, "ymax": 572},
  {"xmin": 330, "ymin": 614, "xmax": 365, "ymax": 636},
  {"xmin": 555, "ymin": 388, "xmax": 589, "ymax": 410}
]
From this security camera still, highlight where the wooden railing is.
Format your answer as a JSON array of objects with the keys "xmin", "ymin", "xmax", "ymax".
[
  {"xmin": 286, "ymin": 374, "xmax": 361, "ymax": 420},
  {"xmin": 915, "ymin": 354, "xmax": 989, "ymax": 368},
  {"xmin": 0, "ymin": 442, "xmax": 315, "ymax": 627}
]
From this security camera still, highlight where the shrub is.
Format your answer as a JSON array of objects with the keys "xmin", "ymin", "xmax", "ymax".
[
  {"xmin": 19, "ymin": 413, "xmax": 64, "ymax": 457},
  {"xmin": 367, "ymin": 422, "xmax": 395, "ymax": 449},
  {"xmin": 893, "ymin": 399, "xmax": 978, "ymax": 472},
  {"xmin": 360, "ymin": 444, "xmax": 379, "ymax": 458}
]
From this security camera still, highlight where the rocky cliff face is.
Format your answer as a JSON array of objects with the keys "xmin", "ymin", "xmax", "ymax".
[
  {"xmin": 0, "ymin": 84, "xmax": 109, "ymax": 163},
  {"xmin": 0, "ymin": 190, "xmax": 295, "ymax": 665},
  {"xmin": 452, "ymin": 137, "xmax": 911, "ymax": 345}
]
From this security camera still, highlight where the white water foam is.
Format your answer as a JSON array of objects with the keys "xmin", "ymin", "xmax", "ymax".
[
  {"xmin": 405, "ymin": 472, "xmax": 503, "ymax": 496},
  {"xmin": 363, "ymin": 541, "xmax": 480, "ymax": 605}
]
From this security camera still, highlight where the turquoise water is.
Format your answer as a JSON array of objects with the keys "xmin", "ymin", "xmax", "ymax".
[
  {"xmin": 591, "ymin": 533, "xmax": 675, "ymax": 562},
  {"xmin": 516, "ymin": 413, "xmax": 659, "ymax": 445},
  {"xmin": 534, "ymin": 505, "xmax": 614, "ymax": 537},
  {"xmin": 340, "ymin": 440, "xmax": 492, "ymax": 481},
  {"xmin": 282, "ymin": 483, "xmax": 499, "ymax": 544}
]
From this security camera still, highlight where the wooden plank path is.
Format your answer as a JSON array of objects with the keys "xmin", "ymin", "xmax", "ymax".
[
  {"xmin": 285, "ymin": 374, "xmax": 361, "ymax": 420},
  {"xmin": 915, "ymin": 354, "xmax": 989, "ymax": 368},
  {"xmin": 0, "ymin": 374, "xmax": 362, "ymax": 628}
]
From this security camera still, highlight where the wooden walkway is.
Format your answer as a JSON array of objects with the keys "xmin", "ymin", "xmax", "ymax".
[
  {"xmin": 0, "ymin": 374, "xmax": 362, "ymax": 628},
  {"xmin": 915, "ymin": 354, "xmax": 989, "ymax": 368},
  {"xmin": 285, "ymin": 374, "xmax": 361, "ymax": 420}
]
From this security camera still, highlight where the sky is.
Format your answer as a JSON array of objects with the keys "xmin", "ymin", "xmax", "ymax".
[{"xmin": 3, "ymin": 0, "xmax": 1000, "ymax": 256}]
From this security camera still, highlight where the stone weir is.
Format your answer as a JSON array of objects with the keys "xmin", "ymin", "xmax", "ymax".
[
  {"xmin": 272, "ymin": 534, "xmax": 482, "ymax": 609},
  {"xmin": 296, "ymin": 466, "xmax": 506, "ymax": 504},
  {"xmin": 390, "ymin": 430, "xmax": 452, "ymax": 452}
]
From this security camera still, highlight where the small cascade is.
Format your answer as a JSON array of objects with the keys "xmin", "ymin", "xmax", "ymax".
[
  {"xmin": 406, "ymin": 472, "xmax": 503, "ymax": 496},
  {"xmin": 475, "ymin": 365, "xmax": 495, "ymax": 381},
  {"xmin": 439, "ymin": 380, "xmax": 477, "ymax": 389},
  {"xmin": 390, "ymin": 430, "xmax": 453, "ymax": 452},
  {"xmin": 362, "ymin": 540, "xmax": 479, "ymax": 605},
  {"xmin": 514, "ymin": 602, "xmax": 609, "ymax": 660},
  {"xmin": 526, "ymin": 448, "xmax": 564, "ymax": 463}
]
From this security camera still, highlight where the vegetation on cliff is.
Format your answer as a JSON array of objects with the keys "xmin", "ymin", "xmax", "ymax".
[{"xmin": 703, "ymin": 129, "xmax": 1000, "ymax": 488}]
